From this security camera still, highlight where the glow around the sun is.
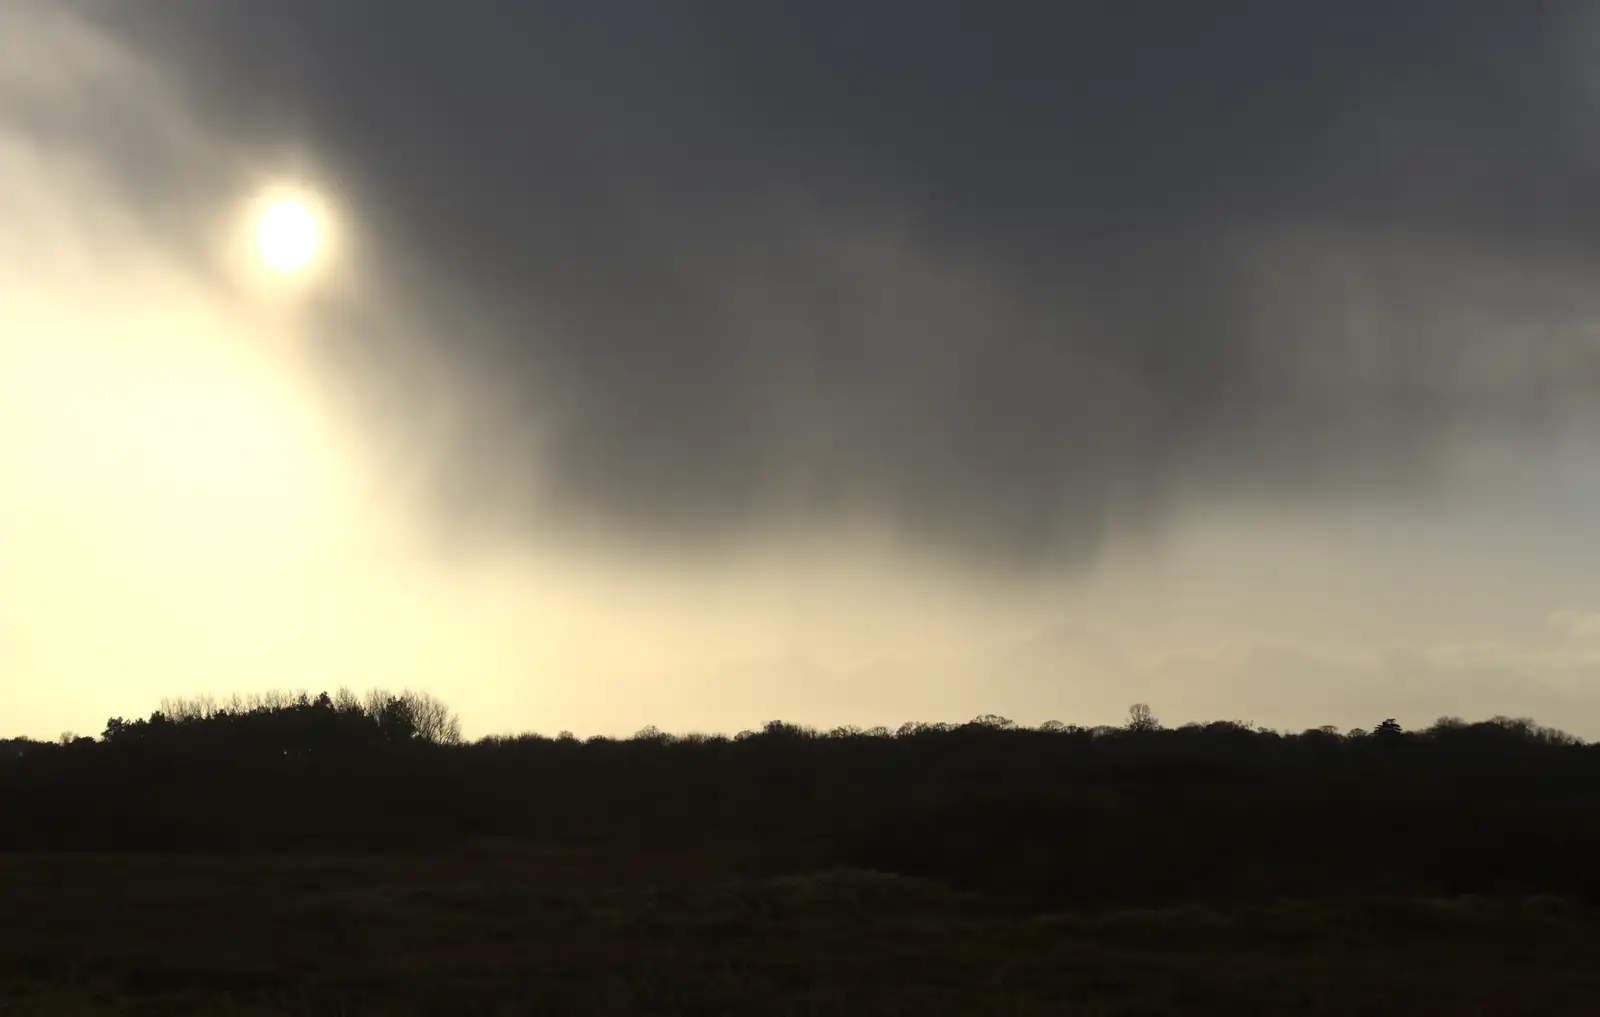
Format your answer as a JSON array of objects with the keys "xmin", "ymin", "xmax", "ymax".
[
  {"xmin": 257, "ymin": 198, "xmax": 321, "ymax": 273},
  {"xmin": 232, "ymin": 182, "xmax": 342, "ymax": 303}
]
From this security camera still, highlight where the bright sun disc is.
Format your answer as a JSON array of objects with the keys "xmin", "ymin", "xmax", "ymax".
[{"xmin": 256, "ymin": 199, "xmax": 320, "ymax": 273}]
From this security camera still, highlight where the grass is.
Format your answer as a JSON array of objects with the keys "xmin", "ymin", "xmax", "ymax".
[{"xmin": 0, "ymin": 846, "xmax": 1596, "ymax": 1015}]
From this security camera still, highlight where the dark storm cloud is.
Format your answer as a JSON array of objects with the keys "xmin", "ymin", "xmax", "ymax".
[{"xmin": 84, "ymin": 1, "xmax": 1600, "ymax": 566}]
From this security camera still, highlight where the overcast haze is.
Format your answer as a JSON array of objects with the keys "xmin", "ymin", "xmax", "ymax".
[{"xmin": 5, "ymin": 1, "xmax": 1600, "ymax": 740}]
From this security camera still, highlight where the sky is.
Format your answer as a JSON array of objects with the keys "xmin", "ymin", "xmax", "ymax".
[{"xmin": 5, "ymin": 1, "xmax": 1600, "ymax": 740}]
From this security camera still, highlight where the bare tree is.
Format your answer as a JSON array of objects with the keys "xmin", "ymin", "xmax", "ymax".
[
  {"xmin": 355, "ymin": 687, "xmax": 462, "ymax": 744},
  {"xmin": 1126, "ymin": 703, "xmax": 1160, "ymax": 733},
  {"xmin": 362, "ymin": 687, "xmax": 394, "ymax": 721},
  {"xmin": 160, "ymin": 694, "xmax": 221, "ymax": 722},
  {"xmin": 332, "ymin": 686, "xmax": 363, "ymax": 714},
  {"xmin": 402, "ymin": 689, "xmax": 463, "ymax": 745},
  {"xmin": 259, "ymin": 688, "xmax": 304, "ymax": 711}
]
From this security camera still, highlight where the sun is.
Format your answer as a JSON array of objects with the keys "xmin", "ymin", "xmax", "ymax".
[{"xmin": 256, "ymin": 198, "xmax": 321, "ymax": 273}]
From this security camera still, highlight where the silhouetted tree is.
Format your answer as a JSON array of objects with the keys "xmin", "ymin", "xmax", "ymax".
[
  {"xmin": 1126, "ymin": 703, "xmax": 1160, "ymax": 733},
  {"xmin": 1374, "ymin": 718, "xmax": 1406, "ymax": 742}
]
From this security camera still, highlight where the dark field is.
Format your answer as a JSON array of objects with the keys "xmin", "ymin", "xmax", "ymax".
[
  {"xmin": 5, "ymin": 700, "xmax": 1600, "ymax": 1014},
  {"xmin": 3, "ymin": 847, "xmax": 1599, "ymax": 1016}
]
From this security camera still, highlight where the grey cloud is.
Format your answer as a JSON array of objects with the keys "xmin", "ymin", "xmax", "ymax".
[{"xmin": 70, "ymin": 1, "xmax": 1600, "ymax": 567}]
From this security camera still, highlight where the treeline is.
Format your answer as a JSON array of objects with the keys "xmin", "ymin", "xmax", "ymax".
[
  {"xmin": 3, "ymin": 696, "xmax": 1599, "ymax": 908},
  {"xmin": 102, "ymin": 687, "xmax": 463, "ymax": 749}
]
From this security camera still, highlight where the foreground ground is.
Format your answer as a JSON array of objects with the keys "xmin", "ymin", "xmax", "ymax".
[{"xmin": 0, "ymin": 845, "xmax": 1597, "ymax": 1016}]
